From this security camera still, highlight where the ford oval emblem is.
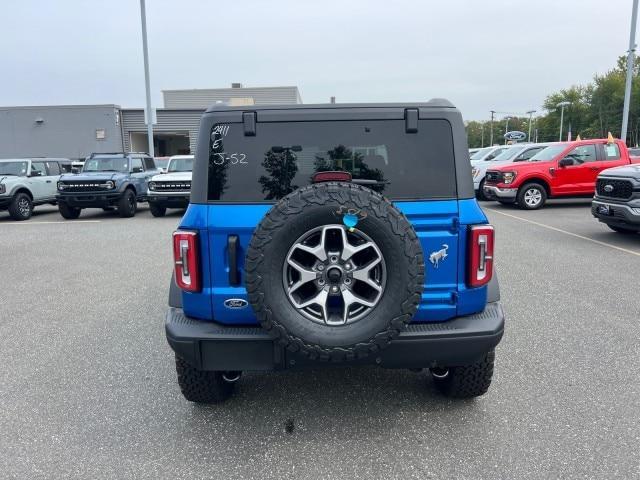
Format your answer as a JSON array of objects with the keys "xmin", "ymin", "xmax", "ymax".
[
  {"xmin": 224, "ymin": 298, "xmax": 248, "ymax": 309},
  {"xmin": 504, "ymin": 131, "xmax": 527, "ymax": 141}
]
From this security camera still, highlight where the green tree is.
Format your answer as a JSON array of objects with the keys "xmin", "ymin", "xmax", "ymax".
[{"xmin": 466, "ymin": 56, "xmax": 640, "ymax": 146}]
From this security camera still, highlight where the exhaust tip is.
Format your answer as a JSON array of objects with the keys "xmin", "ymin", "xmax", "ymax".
[
  {"xmin": 430, "ymin": 367, "xmax": 449, "ymax": 380},
  {"xmin": 222, "ymin": 371, "xmax": 242, "ymax": 383}
]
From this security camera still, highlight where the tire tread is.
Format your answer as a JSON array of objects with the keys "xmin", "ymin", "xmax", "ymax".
[
  {"xmin": 175, "ymin": 355, "xmax": 235, "ymax": 403},
  {"xmin": 433, "ymin": 350, "xmax": 495, "ymax": 398}
]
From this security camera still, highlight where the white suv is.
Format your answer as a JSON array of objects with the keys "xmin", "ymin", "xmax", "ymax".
[
  {"xmin": 0, "ymin": 158, "xmax": 70, "ymax": 220},
  {"xmin": 147, "ymin": 155, "xmax": 194, "ymax": 217}
]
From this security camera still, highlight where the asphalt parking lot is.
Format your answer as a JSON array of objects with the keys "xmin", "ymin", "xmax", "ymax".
[{"xmin": 1, "ymin": 200, "xmax": 639, "ymax": 479}]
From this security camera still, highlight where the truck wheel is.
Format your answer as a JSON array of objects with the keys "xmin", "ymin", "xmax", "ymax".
[
  {"xmin": 175, "ymin": 355, "xmax": 236, "ymax": 403},
  {"xmin": 118, "ymin": 189, "xmax": 137, "ymax": 218},
  {"xmin": 149, "ymin": 203, "xmax": 167, "ymax": 217},
  {"xmin": 607, "ymin": 225, "xmax": 637, "ymax": 234},
  {"xmin": 245, "ymin": 182, "xmax": 425, "ymax": 362},
  {"xmin": 58, "ymin": 203, "xmax": 81, "ymax": 219},
  {"xmin": 431, "ymin": 350, "xmax": 495, "ymax": 398},
  {"xmin": 8, "ymin": 193, "xmax": 33, "ymax": 220},
  {"xmin": 476, "ymin": 179, "xmax": 487, "ymax": 201},
  {"xmin": 516, "ymin": 183, "xmax": 547, "ymax": 210}
]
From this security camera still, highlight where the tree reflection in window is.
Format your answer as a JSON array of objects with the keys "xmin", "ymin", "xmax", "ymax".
[
  {"xmin": 313, "ymin": 145, "xmax": 386, "ymax": 193},
  {"xmin": 259, "ymin": 146, "xmax": 300, "ymax": 200}
]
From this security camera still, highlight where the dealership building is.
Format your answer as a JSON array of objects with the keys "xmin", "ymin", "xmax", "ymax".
[{"xmin": 0, "ymin": 84, "xmax": 302, "ymax": 159}]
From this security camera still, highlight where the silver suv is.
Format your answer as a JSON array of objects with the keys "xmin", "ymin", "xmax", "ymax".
[
  {"xmin": 147, "ymin": 155, "xmax": 193, "ymax": 217},
  {"xmin": 0, "ymin": 158, "xmax": 70, "ymax": 220}
]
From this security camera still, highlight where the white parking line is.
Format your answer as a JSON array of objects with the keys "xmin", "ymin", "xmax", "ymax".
[
  {"xmin": 1, "ymin": 220, "xmax": 102, "ymax": 225},
  {"xmin": 485, "ymin": 208, "xmax": 640, "ymax": 258}
]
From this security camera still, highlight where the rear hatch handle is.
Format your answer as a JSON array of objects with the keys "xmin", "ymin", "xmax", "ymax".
[{"xmin": 228, "ymin": 235, "xmax": 240, "ymax": 286}]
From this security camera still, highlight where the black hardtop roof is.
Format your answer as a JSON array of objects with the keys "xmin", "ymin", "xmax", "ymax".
[
  {"xmin": 204, "ymin": 99, "xmax": 456, "ymax": 114},
  {"xmin": 89, "ymin": 152, "xmax": 149, "ymax": 157}
]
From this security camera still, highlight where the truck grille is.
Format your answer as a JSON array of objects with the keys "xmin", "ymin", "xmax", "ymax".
[
  {"xmin": 59, "ymin": 181, "xmax": 111, "ymax": 192},
  {"xmin": 151, "ymin": 181, "xmax": 191, "ymax": 192},
  {"xmin": 485, "ymin": 171, "xmax": 502, "ymax": 183},
  {"xmin": 596, "ymin": 178, "xmax": 633, "ymax": 200}
]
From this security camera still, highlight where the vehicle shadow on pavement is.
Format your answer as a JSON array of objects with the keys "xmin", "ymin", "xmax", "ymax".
[
  {"xmin": 179, "ymin": 367, "xmax": 482, "ymax": 439},
  {"xmin": 0, "ymin": 205, "xmax": 59, "ymax": 221}
]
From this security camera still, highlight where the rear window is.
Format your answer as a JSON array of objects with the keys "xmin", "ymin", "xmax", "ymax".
[{"xmin": 207, "ymin": 119, "xmax": 456, "ymax": 201}]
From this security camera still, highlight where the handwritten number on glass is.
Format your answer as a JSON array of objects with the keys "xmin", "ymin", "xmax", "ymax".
[{"xmin": 213, "ymin": 153, "xmax": 247, "ymax": 165}]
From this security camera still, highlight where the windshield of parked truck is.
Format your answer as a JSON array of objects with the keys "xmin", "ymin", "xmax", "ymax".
[
  {"xmin": 155, "ymin": 158, "xmax": 170, "ymax": 170},
  {"xmin": 528, "ymin": 145, "xmax": 566, "ymax": 162},
  {"xmin": 470, "ymin": 147, "xmax": 494, "ymax": 160},
  {"xmin": 0, "ymin": 161, "xmax": 29, "ymax": 176},
  {"xmin": 83, "ymin": 156, "xmax": 129, "ymax": 173},
  {"xmin": 491, "ymin": 146, "xmax": 526, "ymax": 162},
  {"xmin": 168, "ymin": 157, "xmax": 194, "ymax": 172}
]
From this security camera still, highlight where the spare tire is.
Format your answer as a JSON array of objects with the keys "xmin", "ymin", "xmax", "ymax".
[{"xmin": 245, "ymin": 182, "xmax": 424, "ymax": 362}]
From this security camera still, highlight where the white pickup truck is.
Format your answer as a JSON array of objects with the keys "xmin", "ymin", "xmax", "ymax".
[
  {"xmin": 0, "ymin": 158, "xmax": 71, "ymax": 220},
  {"xmin": 147, "ymin": 155, "xmax": 194, "ymax": 217}
]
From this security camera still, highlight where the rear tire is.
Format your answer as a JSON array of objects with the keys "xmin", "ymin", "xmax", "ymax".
[
  {"xmin": 58, "ymin": 203, "xmax": 81, "ymax": 219},
  {"xmin": 431, "ymin": 350, "xmax": 495, "ymax": 398},
  {"xmin": 8, "ymin": 193, "xmax": 33, "ymax": 220},
  {"xmin": 149, "ymin": 203, "xmax": 167, "ymax": 217},
  {"xmin": 175, "ymin": 355, "xmax": 236, "ymax": 403},
  {"xmin": 516, "ymin": 182, "xmax": 547, "ymax": 210},
  {"xmin": 607, "ymin": 224, "xmax": 637, "ymax": 234},
  {"xmin": 118, "ymin": 189, "xmax": 137, "ymax": 218}
]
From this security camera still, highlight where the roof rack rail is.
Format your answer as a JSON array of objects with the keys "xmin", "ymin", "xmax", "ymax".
[{"xmin": 88, "ymin": 152, "xmax": 150, "ymax": 158}]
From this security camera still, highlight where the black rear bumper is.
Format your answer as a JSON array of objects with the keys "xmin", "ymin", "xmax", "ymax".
[{"xmin": 165, "ymin": 303, "xmax": 505, "ymax": 371}]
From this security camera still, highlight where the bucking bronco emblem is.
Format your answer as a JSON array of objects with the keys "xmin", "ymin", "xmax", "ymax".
[{"xmin": 429, "ymin": 244, "xmax": 449, "ymax": 268}]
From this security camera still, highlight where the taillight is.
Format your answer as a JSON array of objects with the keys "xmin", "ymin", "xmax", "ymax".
[
  {"xmin": 467, "ymin": 225, "xmax": 494, "ymax": 288},
  {"xmin": 173, "ymin": 230, "xmax": 201, "ymax": 292}
]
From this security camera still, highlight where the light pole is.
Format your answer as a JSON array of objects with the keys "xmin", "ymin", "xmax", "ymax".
[
  {"xmin": 489, "ymin": 110, "xmax": 496, "ymax": 145},
  {"xmin": 557, "ymin": 101, "xmax": 571, "ymax": 141},
  {"xmin": 622, "ymin": 0, "xmax": 639, "ymax": 144},
  {"xmin": 139, "ymin": 0, "xmax": 154, "ymax": 157},
  {"xmin": 526, "ymin": 110, "xmax": 536, "ymax": 142}
]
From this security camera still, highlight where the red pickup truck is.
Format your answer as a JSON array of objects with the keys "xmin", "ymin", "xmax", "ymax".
[{"xmin": 483, "ymin": 138, "xmax": 640, "ymax": 209}]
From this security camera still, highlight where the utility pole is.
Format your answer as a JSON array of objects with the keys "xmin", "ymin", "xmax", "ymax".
[
  {"xmin": 504, "ymin": 116, "xmax": 512, "ymax": 144},
  {"xmin": 526, "ymin": 110, "xmax": 536, "ymax": 142},
  {"xmin": 139, "ymin": 0, "xmax": 154, "ymax": 157},
  {"xmin": 622, "ymin": 0, "xmax": 639, "ymax": 144},
  {"xmin": 489, "ymin": 110, "xmax": 496, "ymax": 145},
  {"xmin": 557, "ymin": 101, "xmax": 571, "ymax": 141}
]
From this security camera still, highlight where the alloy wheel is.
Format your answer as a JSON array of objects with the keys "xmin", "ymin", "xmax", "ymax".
[{"xmin": 283, "ymin": 225, "xmax": 386, "ymax": 326}]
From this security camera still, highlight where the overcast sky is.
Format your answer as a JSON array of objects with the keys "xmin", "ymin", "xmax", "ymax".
[{"xmin": 0, "ymin": 0, "xmax": 635, "ymax": 120}]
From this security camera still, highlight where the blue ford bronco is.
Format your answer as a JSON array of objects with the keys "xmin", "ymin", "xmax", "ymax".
[
  {"xmin": 165, "ymin": 101, "xmax": 505, "ymax": 403},
  {"xmin": 56, "ymin": 152, "xmax": 158, "ymax": 219}
]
